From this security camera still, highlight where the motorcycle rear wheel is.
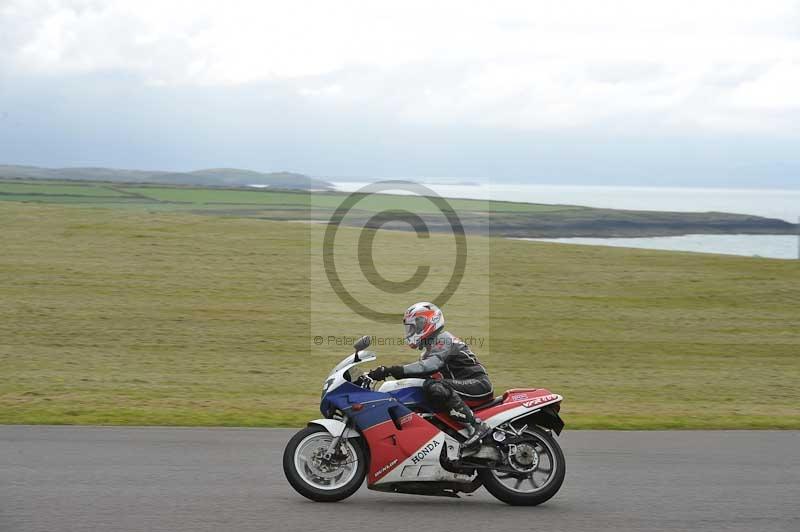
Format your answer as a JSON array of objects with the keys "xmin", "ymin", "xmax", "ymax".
[
  {"xmin": 479, "ymin": 425, "xmax": 565, "ymax": 506},
  {"xmin": 283, "ymin": 425, "xmax": 367, "ymax": 502}
]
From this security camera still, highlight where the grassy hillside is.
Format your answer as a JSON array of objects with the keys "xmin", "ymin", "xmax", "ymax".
[
  {"xmin": 1, "ymin": 178, "xmax": 796, "ymax": 238},
  {"xmin": 0, "ymin": 165, "xmax": 332, "ymax": 190},
  {"xmin": 1, "ymin": 201, "xmax": 798, "ymax": 428}
]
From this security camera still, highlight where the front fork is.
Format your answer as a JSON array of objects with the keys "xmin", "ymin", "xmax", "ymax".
[
  {"xmin": 322, "ymin": 415, "xmax": 351, "ymax": 462},
  {"xmin": 323, "ymin": 435, "xmax": 342, "ymax": 461}
]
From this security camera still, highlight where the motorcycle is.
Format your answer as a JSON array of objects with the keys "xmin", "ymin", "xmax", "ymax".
[{"xmin": 283, "ymin": 335, "xmax": 565, "ymax": 506}]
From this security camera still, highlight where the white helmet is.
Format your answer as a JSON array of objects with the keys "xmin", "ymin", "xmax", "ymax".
[{"xmin": 403, "ymin": 302, "xmax": 444, "ymax": 349}]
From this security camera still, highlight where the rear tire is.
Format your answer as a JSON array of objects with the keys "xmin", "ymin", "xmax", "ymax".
[
  {"xmin": 479, "ymin": 426, "xmax": 565, "ymax": 506},
  {"xmin": 283, "ymin": 425, "xmax": 366, "ymax": 502}
]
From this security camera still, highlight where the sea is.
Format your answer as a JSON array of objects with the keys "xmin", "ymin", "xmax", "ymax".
[{"xmin": 331, "ymin": 181, "xmax": 800, "ymax": 260}]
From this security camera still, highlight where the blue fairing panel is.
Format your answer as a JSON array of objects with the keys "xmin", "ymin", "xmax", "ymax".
[
  {"xmin": 386, "ymin": 386, "xmax": 431, "ymax": 411},
  {"xmin": 322, "ymin": 380, "xmax": 435, "ymax": 433},
  {"xmin": 323, "ymin": 382, "xmax": 399, "ymax": 431}
]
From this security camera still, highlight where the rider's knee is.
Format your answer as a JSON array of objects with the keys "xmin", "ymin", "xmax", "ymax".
[{"xmin": 423, "ymin": 379, "xmax": 452, "ymax": 404}]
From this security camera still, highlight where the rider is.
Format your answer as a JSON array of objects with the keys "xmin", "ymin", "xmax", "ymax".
[{"xmin": 367, "ymin": 302, "xmax": 493, "ymax": 450}]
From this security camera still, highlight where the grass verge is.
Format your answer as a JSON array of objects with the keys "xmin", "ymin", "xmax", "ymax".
[{"xmin": 1, "ymin": 202, "xmax": 798, "ymax": 428}]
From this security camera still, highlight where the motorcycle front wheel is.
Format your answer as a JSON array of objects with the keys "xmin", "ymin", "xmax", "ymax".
[
  {"xmin": 283, "ymin": 425, "xmax": 367, "ymax": 502},
  {"xmin": 479, "ymin": 425, "xmax": 566, "ymax": 506}
]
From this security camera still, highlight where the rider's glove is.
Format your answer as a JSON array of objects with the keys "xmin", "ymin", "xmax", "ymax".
[
  {"xmin": 368, "ymin": 366, "xmax": 404, "ymax": 381},
  {"xmin": 387, "ymin": 365, "xmax": 405, "ymax": 379},
  {"xmin": 368, "ymin": 366, "xmax": 389, "ymax": 381}
]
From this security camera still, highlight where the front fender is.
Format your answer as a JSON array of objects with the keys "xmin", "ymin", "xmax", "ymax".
[{"xmin": 307, "ymin": 419, "xmax": 360, "ymax": 438}]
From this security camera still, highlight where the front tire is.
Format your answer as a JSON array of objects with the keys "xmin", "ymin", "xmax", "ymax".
[
  {"xmin": 479, "ymin": 426, "xmax": 565, "ymax": 506},
  {"xmin": 283, "ymin": 425, "xmax": 366, "ymax": 502}
]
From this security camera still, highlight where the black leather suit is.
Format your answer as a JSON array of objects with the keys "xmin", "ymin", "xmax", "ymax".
[{"xmin": 401, "ymin": 330, "xmax": 493, "ymax": 423}]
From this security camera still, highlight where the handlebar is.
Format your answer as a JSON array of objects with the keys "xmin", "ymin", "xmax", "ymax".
[{"xmin": 355, "ymin": 374, "xmax": 374, "ymax": 390}]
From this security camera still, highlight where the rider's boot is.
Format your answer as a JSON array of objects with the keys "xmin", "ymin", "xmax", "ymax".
[
  {"xmin": 447, "ymin": 397, "xmax": 492, "ymax": 454},
  {"xmin": 461, "ymin": 419, "xmax": 491, "ymax": 454}
]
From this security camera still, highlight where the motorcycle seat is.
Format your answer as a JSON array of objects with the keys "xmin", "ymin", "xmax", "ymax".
[{"xmin": 465, "ymin": 395, "xmax": 504, "ymax": 411}]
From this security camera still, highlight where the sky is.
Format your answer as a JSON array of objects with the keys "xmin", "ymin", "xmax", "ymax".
[{"xmin": 1, "ymin": 0, "xmax": 799, "ymax": 187}]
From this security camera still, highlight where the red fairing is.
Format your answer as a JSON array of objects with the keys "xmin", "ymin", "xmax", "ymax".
[
  {"xmin": 433, "ymin": 388, "xmax": 561, "ymax": 430},
  {"xmin": 477, "ymin": 388, "xmax": 561, "ymax": 420},
  {"xmin": 432, "ymin": 412, "xmax": 464, "ymax": 432},
  {"xmin": 362, "ymin": 414, "xmax": 441, "ymax": 485}
]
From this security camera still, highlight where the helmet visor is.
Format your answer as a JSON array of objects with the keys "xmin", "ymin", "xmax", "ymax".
[{"xmin": 404, "ymin": 317, "xmax": 425, "ymax": 339}]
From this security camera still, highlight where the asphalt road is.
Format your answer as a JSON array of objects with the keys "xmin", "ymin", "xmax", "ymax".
[{"xmin": 1, "ymin": 427, "xmax": 798, "ymax": 532}]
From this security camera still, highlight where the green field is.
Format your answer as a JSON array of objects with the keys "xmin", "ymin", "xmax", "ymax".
[
  {"xmin": 1, "ymin": 199, "xmax": 798, "ymax": 429},
  {"xmin": 0, "ymin": 179, "xmax": 574, "ymax": 213},
  {"xmin": 2, "ymin": 178, "xmax": 795, "ymax": 239},
  {"xmin": 0, "ymin": 182, "xmax": 128, "ymax": 197}
]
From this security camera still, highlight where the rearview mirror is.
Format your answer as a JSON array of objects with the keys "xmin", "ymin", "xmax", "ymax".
[{"xmin": 353, "ymin": 335, "xmax": 371, "ymax": 352}]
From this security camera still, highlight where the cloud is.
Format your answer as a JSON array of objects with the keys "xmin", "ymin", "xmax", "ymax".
[
  {"xmin": 726, "ymin": 59, "xmax": 800, "ymax": 109},
  {"xmin": 0, "ymin": 1, "xmax": 798, "ymax": 185},
  {"xmin": 2, "ymin": 0, "xmax": 799, "ymax": 134}
]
